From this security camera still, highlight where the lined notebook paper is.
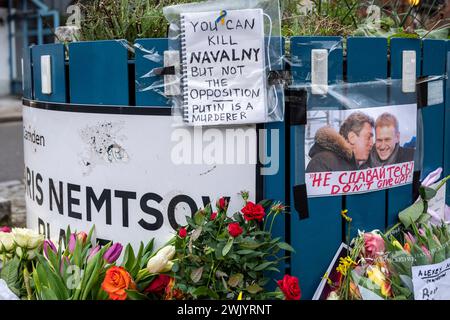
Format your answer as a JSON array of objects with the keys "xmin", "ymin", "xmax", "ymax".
[{"xmin": 180, "ymin": 9, "xmax": 267, "ymax": 125}]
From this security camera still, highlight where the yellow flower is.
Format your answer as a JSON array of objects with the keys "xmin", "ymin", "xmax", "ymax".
[
  {"xmin": 322, "ymin": 272, "xmax": 333, "ymax": 286},
  {"xmin": 336, "ymin": 256, "xmax": 356, "ymax": 276},
  {"xmin": 408, "ymin": 0, "xmax": 420, "ymax": 6},
  {"xmin": 341, "ymin": 209, "xmax": 352, "ymax": 222},
  {"xmin": 237, "ymin": 292, "xmax": 243, "ymax": 300},
  {"xmin": 366, "ymin": 266, "xmax": 391, "ymax": 297},
  {"xmin": 392, "ymin": 239, "xmax": 403, "ymax": 251}
]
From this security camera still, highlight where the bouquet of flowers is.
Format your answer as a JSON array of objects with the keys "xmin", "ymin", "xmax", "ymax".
[
  {"xmin": 323, "ymin": 168, "xmax": 450, "ymax": 300},
  {"xmin": 0, "ymin": 192, "xmax": 301, "ymax": 300}
]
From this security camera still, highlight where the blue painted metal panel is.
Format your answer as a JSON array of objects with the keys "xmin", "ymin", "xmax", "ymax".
[
  {"xmin": 445, "ymin": 43, "xmax": 450, "ymax": 205},
  {"xmin": 346, "ymin": 37, "xmax": 387, "ymax": 236},
  {"xmin": 22, "ymin": 46, "xmax": 33, "ymax": 99},
  {"xmin": 290, "ymin": 36, "xmax": 343, "ymax": 299},
  {"xmin": 387, "ymin": 38, "xmax": 421, "ymax": 227},
  {"xmin": 134, "ymin": 38, "xmax": 170, "ymax": 107},
  {"xmin": 263, "ymin": 37, "xmax": 286, "ymax": 291},
  {"xmin": 291, "ymin": 36, "xmax": 343, "ymax": 85},
  {"xmin": 32, "ymin": 43, "xmax": 66, "ymax": 103},
  {"xmin": 421, "ymin": 40, "xmax": 446, "ymax": 179},
  {"xmin": 69, "ymin": 40, "xmax": 129, "ymax": 105}
]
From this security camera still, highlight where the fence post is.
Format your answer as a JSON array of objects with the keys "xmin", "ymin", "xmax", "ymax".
[
  {"xmin": 289, "ymin": 36, "xmax": 343, "ymax": 299},
  {"xmin": 346, "ymin": 37, "xmax": 388, "ymax": 235}
]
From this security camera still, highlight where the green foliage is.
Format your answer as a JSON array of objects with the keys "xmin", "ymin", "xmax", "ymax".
[
  {"xmin": 281, "ymin": 0, "xmax": 360, "ymax": 37},
  {"xmin": 77, "ymin": 0, "xmax": 194, "ymax": 41},
  {"xmin": 171, "ymin": 196, "xmax": 293, "ymax": 300},
  {"xmin": 73, "ymin": 0, "xmax": 448, "ymax": 42}
]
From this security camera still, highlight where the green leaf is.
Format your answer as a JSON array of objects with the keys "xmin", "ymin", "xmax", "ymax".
[
  {"xmin": 41, "ymin": 286, "xmax": 59, "ymax": 300},
  {"xmin": 228, "ymin": 273, "xmax": 243, "ymax": 287},
  {"xmin": 239, "ymin": 239, "xmax": 263, "ymax": 249},
  {"xmin": 222, "ymin": 237, "xmax": 234, "ymax": 256},
  {"xmin": 190, "ymin": 267, "xmax": 204, "ymax": 283},
  {"xmin": 246, "ymin": 283, "xmax": 263, "ymax": 294},
  {"xmin": 254, "ymin": 261, "xmax": 275, "ymax": 271},
  {"xmin": 45, "ymin": 268, "xmax": 70, "ymax": 300},
  {"xmin": 399, "ymin": 201, "xmax": 424, "ymax": 228},
  {"xmin": 123, "ymin": 244, "xmax": 136, "ymax": 271},
  {"xmin": 194, "ymin": 210, "xmax": 206, "ymax": 225},
  {"xmin": 0, "ymin": 257, "xmax": 20, "ymax": 289},
  {"xmin": 276, "ymin": 242, "xmax": 295, "ymax": 252},
  {"xmin": 125, "ymin": 289, "xmax": 149, "ymax": 300},
  {"xmin": 192, "ymin": 286, "xmax": 219, "ymax": 299},
  {"xmin": 236, "ymin": 249, "xmax": 256, "ymax": 255},
  {"xmin": 419, "ymin": 186, "xmax": 437, "ymax": 201},
  {"xmin": 144, "ymin": 238, "xmax": 155, "ymax": 256},
  {"xmin": 257, "ymin": 199, "xmax": 273, "ymax": 209}
]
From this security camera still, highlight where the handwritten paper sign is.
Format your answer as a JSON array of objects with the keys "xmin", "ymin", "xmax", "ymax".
[
  {"xmin": 412, "ymin": 257, "xmax": 450, "ymax": 300},
  {"xmin": 180, "ymin": 9, "xmax": 267, "ymax": 125}
]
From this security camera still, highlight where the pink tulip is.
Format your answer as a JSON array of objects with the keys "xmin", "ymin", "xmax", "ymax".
[
  {"xmin": 87, "ymin": 245, "xmax": 100, "ymax": 261},
  {"xmin": 68, "ymin": 233, "xmax": 76, "ymax": 253},
  {"xmin": 421, "ymin": 245, "xmax": 432, "ymax": 263},
  {"xmin": 60, "ymin": 256, "xmax": 70, "ymax": 274},
  {"xmin": 0, "ymin": 226, "xmax": 11, "ymax": 233},
  {"xmin": 43, "ymin": 240, "xmax": 57, "ymax": 259},
  {"xmin": 404, "ymin": 232, "xmax": 416, "ymax": 245},
  {"xmin": 419, "ymin": 229, "xmax": 426, "ymax": 237},
  {"xmin": 421, "ymin": 168, "xmax": 442, "ymax": 187},
  {"xmin": 103, "ymin": 243, "xmax": 123, "ymax": 264}
]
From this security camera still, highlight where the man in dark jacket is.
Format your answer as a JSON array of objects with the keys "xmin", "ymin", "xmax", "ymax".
[
  {"xmin": 306, "ymin": 112, "xmax": 375, "ymax": 172},
  {"xmin": 369, "ymin": 112, "xmax": 415, "ymax": 166}
]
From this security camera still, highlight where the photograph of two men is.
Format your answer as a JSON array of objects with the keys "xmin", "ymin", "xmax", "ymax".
[{"xmin": 305, "ymin": 104, "xmax": 416, "ymax": 197}]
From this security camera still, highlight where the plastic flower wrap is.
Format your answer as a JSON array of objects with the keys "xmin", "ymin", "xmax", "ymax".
[{"xmin": 323, "ymin": 169, "xmax": 450, "ymax": 300}]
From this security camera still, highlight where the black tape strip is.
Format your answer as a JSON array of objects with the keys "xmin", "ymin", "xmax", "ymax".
[
  {"xmin": 153, "ymin": 66, "xmax": 176, "ymax": 76},
  {"xmin": 293, "ymin": 184, "xmax": 309, "ymax": 220},
  {"xmin": 268, "ymin": 70, "xmax": 292, "ymax": 86},
  {"xmin": 412, "ymin": 170, "xmax": 422, "ymax": 201},
  {"xmin": 285, "ymin": 88, "xmax": 307, "ymax": 126},
  {"xmin": 416, "ymin": 77, "xmax": 428, "ymax": 109}
]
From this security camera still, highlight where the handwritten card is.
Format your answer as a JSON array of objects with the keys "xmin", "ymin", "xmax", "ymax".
[
  {"xmin": 180, "ymin": 9, "xmax": 267, "ymax": 125},
  {"xmin": 412, "ymin": 257, "xmax": 450, "ymax": 300}
]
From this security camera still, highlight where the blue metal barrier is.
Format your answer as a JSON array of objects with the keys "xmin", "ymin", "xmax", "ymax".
[{"xmin": 25, "ymin": 36, "xmax": 450, "ymax": 299}]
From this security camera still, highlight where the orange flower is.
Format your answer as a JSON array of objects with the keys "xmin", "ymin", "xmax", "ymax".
[
  {"xmin": 404, "ymin": 242, "xmax": 411, "ymax": 253},
  {"xmin": 164, "ymin": 277, "xmax": 184, "ymax": 300},
  {"xmin": 101, "ymin": 266, "xmax": 135, "ymax": 300}
]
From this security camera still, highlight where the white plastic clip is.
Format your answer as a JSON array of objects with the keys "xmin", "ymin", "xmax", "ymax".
[
  {"xmin": 402, "ymin": 50, "xmax": 416, "ymax": 93},
  {"xmin": 311, "ymin": 49, "xmax": 328, "ymax": 95},
  {"xmin": 164, "ymin": 50, "xmax": 180, "ymax": 96},
  {"xmin": 41, "ymin": 55, "xmax": 52, "ymax": 95}
]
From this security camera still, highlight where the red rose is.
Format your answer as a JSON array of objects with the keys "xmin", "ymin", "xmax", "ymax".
[
  {"xmin": 145, "ymin": 274, "xmax": 172, "ymax": 295},
  {"xmin": 217, "ymin": 197, "xmax": 228, "ymax": 211},
  {"xmin": 210, "ymin": 212, "xmax": 217, "ymax": 220},
  {"xmin": 179, "ymin": 227, "xmax": 187, "ymax": 238},
  {"xmin": 227, "ymin": 223, "xmax": 243, "ymax": 238},
  {"xmin": 241, "ymin": 202, "xmax": 265, "ymax": 222},
  {"xmin": 277, "ymin": 275, "xmax": 301, "ymax": 300}
]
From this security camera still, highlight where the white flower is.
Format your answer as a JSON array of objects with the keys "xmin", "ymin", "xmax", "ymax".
[
  {"xmin": 12, "ymin": 228, "xmax": 44, "ymax": 249},
  {"xmin": 147, "ymin": 245, "xmax": 176, "ymax": 274},
  {"xmin": 158, "ymin": 245, "xmax": 176, "ymax": 260},
  {"xmin": 0, "ymin": 232, "xmax": 15, "ymax": 252},
  {"xmin": 327, "ymin": 291, "xmax": 340, "ymax": 300}
]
